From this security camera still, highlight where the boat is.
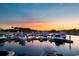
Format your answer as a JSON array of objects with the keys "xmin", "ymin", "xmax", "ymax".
[
  {"xmin": 36, "ymin": 34, "xmax": 48, "ymax": 41},
  {"xmin": 0, "ymin": 34, "xmax": 7, "ymax": 42},
  {"xmin": 0, "ymin": 50, "xmax": 15, "ymax": 56},
  {"xmin": 50, "ymin": 33, "xmax": 73, "ymax": 43},
  {"xmin": 47, "ymin": 33, "xmax": 54, "ymax": 39},
  {"xmin": 7, "ymin": 34, "xmax": 18, "ymax": 40},
  {"xmin": 59, "ymin": 32, "xmax": 66, "ymax": 39},
  {"xmin": 18, "ymin": 34, "xmax": 27, "ymax": 41},
  {"xmin": 27, "ymin": 34, "xmax": 34, "ymax": 42},
  {"xmin": 53, "ymin": 33, "xmax": 66, "ymax": 41},
  {"xmin": 27, "ymin": 34, "xmax": 34, "ymax": 39},
  {"xmin": 49, "ymin": 32, "xmax": 66, "ymax": 43},
  {"xmin": 41, "ymin": 35, "xmax": 48, "ymax": 41},
  {"xmin": 35, "ymin": 35, "xmax": 41, "ymax": 39}
]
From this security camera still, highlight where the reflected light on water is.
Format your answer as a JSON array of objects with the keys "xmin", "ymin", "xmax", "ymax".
[{"xmin": 0, "ymin": 35, "xmax": 79, "ymax": 56}]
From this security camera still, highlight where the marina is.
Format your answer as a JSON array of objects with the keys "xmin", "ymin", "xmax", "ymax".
[
  {"xmin": 0, "ymin": 32, "xmax": 74, "ymax": 56},
  {"xmin": 0, "ymin": 3, "xmax": 79, "ymax": 56}
]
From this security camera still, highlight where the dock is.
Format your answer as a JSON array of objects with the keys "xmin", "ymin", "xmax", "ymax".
[{"xmin": 49, "ymin": 39, "xmax": 73, "ymax": 43}]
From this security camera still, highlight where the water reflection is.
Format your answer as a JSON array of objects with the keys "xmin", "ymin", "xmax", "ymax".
[
  {"xmin": 19, "ymin": 41, "xmax": 26, "ymax": 46},
  {"xmin": 0, "ymin": 43, "xmax": 5, "ymax": 47},
  {"xmin": 49, "ymin": 40, "xmax": 65, "ymax": 46},
  {"xmin": 54, "ymin": 42, "xmax": 65, "ymax": 46},
  {"xmin": 0, "ymin": 40, "xmax": 6, "ymax": 47},
  {"xmin": 0, "ymin": 35, "xmax": 78, "ymax": 56}
]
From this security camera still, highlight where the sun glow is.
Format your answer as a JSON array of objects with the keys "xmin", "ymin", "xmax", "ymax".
[{"xmin": 0, "ymin": 18, "xmax": 79, "ymax": 31}]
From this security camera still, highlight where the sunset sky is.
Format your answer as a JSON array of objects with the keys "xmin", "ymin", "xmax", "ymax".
[{"xmin": 0, "ymin": 3, "xmax": 79, "ymax": 30}]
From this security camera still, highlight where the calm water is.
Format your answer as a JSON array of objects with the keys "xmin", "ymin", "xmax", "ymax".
[{"xmin": 0, "ymin": 35, "xmax": 79, "ymax": 56}]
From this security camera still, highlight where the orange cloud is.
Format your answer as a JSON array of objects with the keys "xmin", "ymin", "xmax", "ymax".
[{"xmin": 1, "ymin": 18, "xmax": 79, "ymax": 30}]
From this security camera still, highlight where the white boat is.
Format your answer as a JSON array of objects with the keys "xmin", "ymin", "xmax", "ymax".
[
  {"xmin": 47, "ymin": 33, "xmax": 54, "ymax": 39},
  {"xmin": 60, "ymin": 32, "xmax": 66, "ymax": 39},
  {"xmin": 26, "ymin": 34, "xmax": 35, "ymax": 42},
  {"xmin": 53, "ymin": 33, "xmax": 66, "ymax": 40},
  {"xmin": 7, "ymin": 34, "xmax": 13, "ymax": 39},
  {"xmin": 35, "ymin": 34, "xmax": 47, "ymax": 40},
  {"xmin": 18, "ymin": 35, "xmax": 27, "ymax": 41},
  {"xmin": 27, "ymin": 35, "xmax": 34, "ymax": 39},
  {"xmin": 36, "ymin": 35, "xmax": 41, "ymax": 39},
  {"xmin": 0, "ymin": 34, "xmax": 7, "ymax": 39},
  {"xmin": 0, "ymin": 34, "xmax": 7, "ymax": 42},
  {"xmin": 41, "ymin": 35, "xmax": 47, "ymax": 41}
]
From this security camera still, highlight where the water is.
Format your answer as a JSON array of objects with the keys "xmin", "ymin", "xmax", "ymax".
[{"xmin": 0, "ymin": 35, "xmax": 79, "ymax": 56}]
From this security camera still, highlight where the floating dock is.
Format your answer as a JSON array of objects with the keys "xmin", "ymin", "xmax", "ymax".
[{"xmin": 49, "ymin": 39, "xmax": 73, "ymax": 43}]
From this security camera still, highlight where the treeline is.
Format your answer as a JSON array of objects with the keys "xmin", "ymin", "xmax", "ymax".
[
  {"xmin": 50, "ymin": 28, "xmax": 79, "ymax": 35},
  {"xmin": 0, "ymin": 27, "xmax": 38, "ymax": 32},
  {"xmin": 0, "ymin": 27, "xmax": 79, "ymax": 35}
]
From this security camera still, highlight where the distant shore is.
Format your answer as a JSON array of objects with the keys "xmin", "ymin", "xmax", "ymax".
[
  {"xmin": 1, "ymin": 27, "xmax": 79, "ymax": 36},
  {"xmin": 66, "ymin": 32, "xmax": 79, "ymax": 36}
]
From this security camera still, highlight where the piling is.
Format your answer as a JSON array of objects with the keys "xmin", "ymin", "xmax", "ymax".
[{"xmin": 69, "ymin": 35, "xmax": 71, "ymax": 40}]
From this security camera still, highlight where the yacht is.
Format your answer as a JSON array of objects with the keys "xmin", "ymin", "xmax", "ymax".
[
  {"xmin": 7, "ymin": 34, "xmax": 14, "ymax": 39},
  {"xmin": 0, "ymin": 34, "xmax": 7, "ymax": 42},
  {"xmin": 41, "ymin": 35, "xmax": 48, "ymax": 41},
  {"xmin": 47, "ymin": 33, "xmax": 54, "ymax": 39},
  {"xmin": 53, "ymin": 33, "xmax": 66, "ymax": 40},
  {"xmin": 18, "ymin": 34, "xmax": 27, "ymax": 41}
]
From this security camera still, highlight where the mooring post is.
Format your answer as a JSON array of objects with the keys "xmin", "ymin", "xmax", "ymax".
[
  {"xmin": 69, "ymin": 35, "xmax": 71, "ymax": 40},
  {"xmin": 69, "ymin": 35, "xmax": 72, "ymax": 50}
]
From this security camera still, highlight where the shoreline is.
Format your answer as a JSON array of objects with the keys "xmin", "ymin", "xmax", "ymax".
[{"xmin": 67, "ymin": 33, "xmax": 79, "ymax": 36}]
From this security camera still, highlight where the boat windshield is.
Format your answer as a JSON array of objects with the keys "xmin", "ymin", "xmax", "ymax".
[{"xmin": 55, "ymin": 35, "xmax": 61, "ymax": 37}]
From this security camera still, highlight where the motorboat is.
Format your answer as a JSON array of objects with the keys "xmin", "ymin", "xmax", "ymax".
[
  {"xmin": 53, "ymin": 33, "xmax": 66, "ymax": 40},
  {"xmin": 18, "ymin": 35, "xmax": 27, "ymax": 41},
  {"xmin": 0, "ymin": 34, "xmax": 7, "ymax": 42},
  {"xmin": 27, "ymin": 35, "xmax": 34, "ymax": 39},
  {"xmin": 27, "ymin": 34, "xmax": 34, "ymax": 42},
  {"xmin": 35, "ymin": 35, "xmax": 41, "ymax": 39},
  {"xmin": 35, "ymin": 34, "xmax": 47, "ymax": 41},
  {"xmin": 47, "ymin": 33, "xmax": 54, "ymax": 39},
  {"xmin": 7, "ymin": 34, "xmax": 15, "ymax": 40},
  {"xmin": 0, "ymin": 34, "xmax": 7, "ymax": 39},
  {"xmin": 60, "ymin": 32, "xmax": 66, "ymax": 39},
  {"xmin": 49, "ymin": 33, "xmax": 73, "ymax": 43},
  {"xmin": 41, "ymin": 35, "xmax": 48, "ymax": 41}
]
